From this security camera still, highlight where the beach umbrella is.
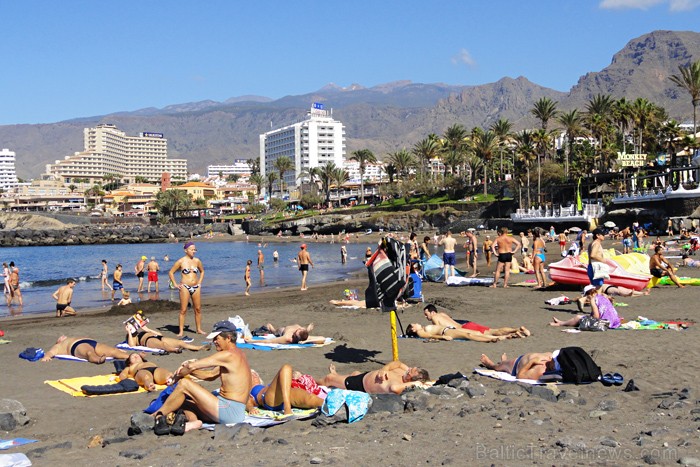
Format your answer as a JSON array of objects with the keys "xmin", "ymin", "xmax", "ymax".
[
  {"xmin": 604, "ymin": 221, "xmax": 616, "ymax": 228},
  {"xmin": 569, "ymin": 227, "xmax": 582, "ymax": 232}
]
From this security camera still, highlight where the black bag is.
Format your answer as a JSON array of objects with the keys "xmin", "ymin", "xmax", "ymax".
[{"xmin": 556, "ymin": 347, "xmax": 602, "ymax": 384}]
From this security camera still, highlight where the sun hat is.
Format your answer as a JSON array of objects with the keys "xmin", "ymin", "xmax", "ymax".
[
  {"xmin": 582, "ymin": 285, "xmax": 596, "ymax": 295},
  {"xmin": 207, "ymin": 320, "xmax": 239, "ymax": 339}
]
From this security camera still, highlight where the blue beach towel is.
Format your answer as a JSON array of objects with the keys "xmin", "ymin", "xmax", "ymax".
[
  {"xmin": 0, "ymin": 438, "xmax": 37, "ymax": 450},
  {"xmin": 18, "ymin": 348, "xmax": 44, "ymax": 362},
  {"xmin": 322, "ymin": 388, "xmax": 372, "ymax": 423}
]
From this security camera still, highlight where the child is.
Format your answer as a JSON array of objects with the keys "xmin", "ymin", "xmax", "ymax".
[{"xmin": 118, "ymin": 290, "xmax": 132, "ymax": 306}]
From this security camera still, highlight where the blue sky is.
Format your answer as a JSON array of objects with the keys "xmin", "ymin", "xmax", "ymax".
[{"xmin": 1, "ymin": 0, "xmax": 698, "ymax": 125}]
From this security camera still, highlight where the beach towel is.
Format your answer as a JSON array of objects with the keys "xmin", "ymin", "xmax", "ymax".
[
  {"xmin": 0, "ymin": 453, "xmax": 31, "ymax": 467},
  {"xmin": 53, "ymin": 355, "xmax": 114, "ymax": 363},
  {"xmin": 116, "ymin": 342, "xmax": 167, "ymax": 354},
  {"xmin": 544, "ymin": 296, "xmax": 572, "ymax": 305},
  {"xmin": 322, "ymin": 388, "xmax": 372, "ymax": 423},
  {"xmin": 0, "ymin": 339, "xmax": 11, "ymax": 345},
  {"xmin": 199, "ymin": 408, "xmax": 320, "ymax": 429},
  {"xmin": 446, "ymin": 276, "xmax": 494, "ymax": 287},
  {"xmin": 0, "ymin": 439, "xmax": 37, "ymax": 450},
  {"xmin": 44, "ymin": 374, "xmax": 164, "ymax": 397},
  {"xmin": 18, "ymin": 348, "xmax": 44, "ymax": 361},
  {"xmin": 474, "ymin": 368, "xmax": 561, "ymax": 385},
  {"xmin": 511, "ymin": 280, "xmax": 538, "ymax": 287},
  {"xmin": 236, "ymin": 336, "xmax": 334, "ymax": 351},
  {"xmin": 365, "ymin": 237, "xmax": 408, "ymax": 311},
  {"xmin": 617, "ymin": 317, "xmax": 693, "ymax": 330}
]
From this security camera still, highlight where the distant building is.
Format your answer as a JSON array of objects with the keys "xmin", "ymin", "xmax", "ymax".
[
  {"xmin": 0, "ymin": 148, "xmax": 19, "ymax": 190},
  {"xmin": 45, "ymin": 124, "xmax": 188, "ymax": 184},
  {"xmin": 259, "ymin": 104, "xmax": 345, "ymax": 194},
  {"xmin": 344, "ymin": 160, "xmax": 386, "ymax": 183},
  {"xmin": 207, "ymin": 160, "xmax": 252, "ymax": 179}
]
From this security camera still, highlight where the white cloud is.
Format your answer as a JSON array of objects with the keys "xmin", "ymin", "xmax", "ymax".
[
  {"xmin": 451, "ymin": 49, "xmax": 476, "ymax": 68},
  {"xmin": 599, "ymin": 0, "xmax": 699, "ymax": 10}
]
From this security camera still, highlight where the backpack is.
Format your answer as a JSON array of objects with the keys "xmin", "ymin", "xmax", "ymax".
[{"xmin": 556, "ymin": 347, "xmax": 602, "ymax": 384}]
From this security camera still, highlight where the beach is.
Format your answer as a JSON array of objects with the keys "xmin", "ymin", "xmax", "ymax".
[{"xmin": 1, "ymin": 237, "xmax": 699, "ymax": 466}]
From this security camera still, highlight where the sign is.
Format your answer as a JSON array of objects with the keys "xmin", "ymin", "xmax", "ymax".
[
  {"xmin": 616, "ymin": 152, "xmax": 646, "ymax": 168},
  {"xmin": 142, "ymin": 132, "xmax": 164, "ymax": 138},
  {"xmin": 312, "ymin": 102, "xmax": 324, "ymax": 110}
]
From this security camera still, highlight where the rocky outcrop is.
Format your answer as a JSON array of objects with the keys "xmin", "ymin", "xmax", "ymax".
[{"xmin": 0, "ymin": 223, "xmax": 232, "ymax": 247}]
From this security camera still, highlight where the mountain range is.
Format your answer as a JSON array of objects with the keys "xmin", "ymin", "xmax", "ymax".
[{"xmin": 1, "ymin": 30, "xmax": 699, "ymax": 179}]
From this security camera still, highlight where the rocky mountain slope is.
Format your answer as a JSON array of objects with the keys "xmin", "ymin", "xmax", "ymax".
[{"xmin": 0, "ymin": 30, "xmax": 698, "ymax": 179}]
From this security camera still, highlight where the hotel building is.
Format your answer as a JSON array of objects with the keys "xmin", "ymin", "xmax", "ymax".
[
  {"xmin": 0, "ymin": 148, "xmax": 19, "ymax": 190},
  {"xmin": 207, "ymin": 159, "xmax": 252, "ymax": 179},
  {"xmin": 259, "ymin": 104, "xmax": 345, "ymax": 194},
  {"xmin": 45, "ymin": 124, "xmax": 188, "ymax": 184}
]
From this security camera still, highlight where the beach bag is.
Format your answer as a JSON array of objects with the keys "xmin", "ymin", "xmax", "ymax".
[
  {"xmin": 578, "ymin": 315, "xmax": 610, "ymax": 332},
  {"xmin": 591, "ymin": 261, "xmax": 610, "ymax": 280},
  {"xmin": 557, "ymin": 347, "xmax": 602, "ymax": 384},
  {"xmin": 228, "ymin": 315, "xmax": 251, "ymax": 339}
]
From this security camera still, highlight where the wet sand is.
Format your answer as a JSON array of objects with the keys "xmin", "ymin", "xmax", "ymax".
[{"xmin": 1, "ymin": 237, "xmax": 699, "ymax": 466}]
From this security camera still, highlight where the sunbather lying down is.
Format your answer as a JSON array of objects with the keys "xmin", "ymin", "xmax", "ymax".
[
  {"xmin": 119, "ymin": 353, "xmax": 173, "ymax": 391},
  {"xmin": 405, "ymin": 323, "xmax": 528, "ymax": 342},
  {"xmin": 248, "ymin": 365, "xmax": 323, "ymax": 415},
  {"xmin": 422, "ymin": 304, "xmax": 530, "ymax": 340},
  {"xmin": 329, "ymin": 299, "xmax": 411, "ymax": 309},
  {"xmin": 41, "ymin": 336, "xmax": 130, "ymax": 363},
  {"xmin": 480, "ymin": 351, "xmax": 557, "ymax": 380},
  {"xmin": 247, "ymin": 323, "xmax": 327, "ymax": 345}
]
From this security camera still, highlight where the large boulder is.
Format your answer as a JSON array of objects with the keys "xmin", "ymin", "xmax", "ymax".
[{"xmin": 0, "ymin": 399, "xmax": 30, "ymax": 431}]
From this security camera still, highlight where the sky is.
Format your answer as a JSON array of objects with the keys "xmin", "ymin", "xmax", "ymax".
[{"xmin": 1, "ymin": 0, "xmax": 699, "ymax": 125}]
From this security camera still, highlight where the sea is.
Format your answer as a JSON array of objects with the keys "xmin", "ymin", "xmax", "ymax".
[{"xmin": 0, "ymin": 239, "xmax": 377, "ymax": 318}]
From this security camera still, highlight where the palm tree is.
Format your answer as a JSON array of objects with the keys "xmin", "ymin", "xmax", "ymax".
[
  {"xmin": 613, "ymin": 98, "xmax": 633, "ymax": 154},
  {"xmin": 332, "ymin": 167, "xmax": 350, "ymax": 201},
  {"xmin": 318, "ymin": 162, "xmax": 338, "ymax": 203},
  {"xmin": 629, "ymin": 98, "xmax": 660, "ymax": 154},
  {"xmin": 265, "ymin": 172, "xmax": 279, "ymax": 199},
  {"xmin": 68, "ymin": 184, "xmax": 77, "ymax": 193},
  {"xmin": 273, "ymin": 156, "xmax": 294, "ymax": 195},
  {"xmin": 249, "ymin": 173, "xmax": 265, "ymax": 202},
  {"xmin": 471, "ymin": 129, "xmax": 498, "ymax": 195},
  {"xmin": 670, "ymin": 60, "xmax": 700, "ymax": 135},
  {"xmin": 296, "ymin": 166, "xmax": 321, "ymax": 198},
  {"xmin": 154, "ymin": 189, "xmax": 192, "ymax": 217},
  {"xmin": 247, "ymin": 158, "xmax": 260, "ymax": 176},
  {"xmin": 557, "ymin": 109, "xmax": 586, "ymax": 177},
  {"xmin": 660, "ymin": 120, "xmax": 683, "ymax": 168},
  {"xmin": 412, "ymin": 138, "xmax": 439, "ymax": 181},
  {"xmin": 531, "ymin": 97, "xmax": 558, "ymax": 131},
  {"xmin": 349, "ymin": 149, "xmax": 377, "ymax": 205},
  {"xmin": 514, "ymin": 130, "xmax": 537, "ymax": 208},
  {"xmin": 134, "ymin": 176, "xmax": 148, "ymax": 183},
  {"xmin": 490, "ymin": 118, "xmax": 512, "ymax": 180},
  {"xmin": 441, "ymin": 124, "xmax": 468, "ymax": 176},
  {"xmin": 384, "ymin": 163, "xmax": 397, "ymax": 185},
  {"xmin": 387, "ymin": 149, "xmax": 416, "ymax": 179}
]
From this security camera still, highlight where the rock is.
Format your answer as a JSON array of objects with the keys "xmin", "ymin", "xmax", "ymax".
[
  {"xmin": 600, "ymin": 437, "xmax": 619, "ymax": 447},
  {"xmin": 129, "ymin": 412, "xmax": 154, "ymax": 435},
  {"xmin": 597, "ymin": 399, "xmax": 619, "ymax": 411},
  {"xmin": 119, "ymin": 449, "xmax": 150, "ymax": 460},
  {"xmin": 523, "ymin": 384, "xmax": 558, "ymax": 403},
  {"xmin": 312, "ymin": 411, "xmax": 347, "ymax": 427},
  {"xmin": 426, "ymin": 386, "xmax": 462, "ymax": 398},
  {"xmin": 403, "ymin": 393, "xmax": 433, "ymax": 412},
  {"xmin": 310, "ymin": 457, "xmax": 323, "ymax": 464},
  {"xmin": 679, "ymin": 457, "xmax": 700, "ymax": 466},
  {"xmin": 214, "ymin": 423, "xmax": 243, "ymax": 441},
  {"xmin": 642, "ymin": 453, "xmax": 658, "ymax": 464},
  {"xmin": 0, "ymin": 399, "xmax": 30, "ymax": 431},
  {"xmin": 87, "ymin": 435, "xmax": 104, "ymax": 448},
  {"xmin": 658, "ymin": 399, "xmax": 687, "ymax": 410},
  {"xmin": 369, "ymin": 394, "xmax": 403, "ymax": 413},
  {"xmin": 402, "ymin": 433, "xmax": 412, "ymax": 441},
  {"xmin": 466, "ymin": 386, "xmax": 486, "ymax": 398},
  {"xmin": 588, "ymin": 410, "xmax": 608, "ymax": 418}
]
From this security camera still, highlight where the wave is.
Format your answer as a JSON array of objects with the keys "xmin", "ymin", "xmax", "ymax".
[{"xmin": 16, "ymin": 275, "xmax": 99, "ymax": 289}]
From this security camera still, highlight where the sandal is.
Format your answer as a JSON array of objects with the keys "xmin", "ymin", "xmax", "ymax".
[
  {"xmin": 153, "ymin": 412, "xmax": 170, "ymax": 436},
  {"xmin": 170, "ymin": 410, "xmax": 187, "ymax": 436}
]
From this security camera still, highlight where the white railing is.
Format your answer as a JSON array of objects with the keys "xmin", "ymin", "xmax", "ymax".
[{"xmin": 511, "ymin": 203, "xmax": 604, "ymax": 220}]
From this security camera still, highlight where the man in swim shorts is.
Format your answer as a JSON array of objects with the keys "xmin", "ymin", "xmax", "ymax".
[
  {"xmin": 154, "ymin": 321, "xmax": 252, "ymax": 428},
  {"xmin": 135, "ymin": 256, "xmax": 146, "ymax": 292},
  {"xmin": 318, "ymin": 361, "xmax": 429, "ymax": 395},
  {"xmin": 52, "ymin": 279, "xmax": 77, "ymax": 317},
  {"xmin": 297, "ymin": 244, "xmax": 314, "ymax": 291},
  {"xmin": 423, "ymin": 303, "xmax": 530, "ymax": 338},
  {"xmin": 491, "ymin": 227, "xmax": 521, "ymax": 288},
  {"xmin": 480, "ymin": 351, "xmax": 559, "ymax": 380},
  {"xmin": 41, "ymin": 335, "xmax": 129, "ymax": 363},
  {"xmin": 111, "ymin": 264, "xmax": 124, "ymax": 301},
  {"xmin": 649, "ymin": 245, "xmax": 685, "ymax": 288},
  {"xmin": 147, "ymin": 257, "xmax": 160, "ymax": 292},
  {"xmin": 439, "ymin": 230, "xmax": 457, "ymax": 282}
]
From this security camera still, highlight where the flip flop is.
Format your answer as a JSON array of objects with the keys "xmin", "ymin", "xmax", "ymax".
[
  {"xmin": 611, "ymin": 373, "xmax": 624, "ymax": 386},
  {"xmin": 599, "ymin": 373, "xmax": 615, "ymax": 387}
]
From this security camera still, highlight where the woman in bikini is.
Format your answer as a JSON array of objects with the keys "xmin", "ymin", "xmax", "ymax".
[
  {"xmin": 119, "ymin": 353, "xmax": 173, "ymax": 392},
  {"xmin": 532, "ymin": 229, "xmax": 547, "ymax": 289},
  {"xmin": 405, "ymin": 323, "xmax": 525, "ymax": 343},
  {"xmin": 125, "ymin": 322, "xmax": 209, "ymax": 352},
  {"xmin": 247, "ymin": 365, "xmax": 323, "ymax": 415},
  {"xmin": 169, "ymin": 241, "xmax": 205, "ymax": 337}
]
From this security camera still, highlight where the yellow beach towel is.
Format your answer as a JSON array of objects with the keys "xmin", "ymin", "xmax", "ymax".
[{"xmin": 44, "ymin": 374, "xmax": 165, "ymax": 397}]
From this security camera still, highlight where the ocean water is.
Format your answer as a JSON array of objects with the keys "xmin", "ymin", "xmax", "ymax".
[{"xmin": 0, "ymin": 239, "xmax": 375, "ymax": 318}]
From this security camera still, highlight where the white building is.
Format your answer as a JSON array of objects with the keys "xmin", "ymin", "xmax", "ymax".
[
  {"xmin": 344, "ymin": 160, "xmax": 386, "ymax": 183},
  {"xmin": 0, "ymin": 149, "xmax": 19, "ymax": 190},
  {"xmin": 45, "ymin": 124, "xmax": 188, "ymax": 184},
  {"xmin": 259, "ymin": 104, "xmax": 345, "ymax": 194},
  {"xmin": 207, "ymin": 160, "xmax": 253, "ymax": 179}
]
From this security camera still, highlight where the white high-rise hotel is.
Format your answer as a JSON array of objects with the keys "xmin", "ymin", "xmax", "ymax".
[
  {"xmin": 0, "ymin": 149, "xmax": 19, "ymax": 190},
  {"xmin": 259, "ymin": 104, "xmax": 345, "ymax": 193},
  {"xmin": 46, "ymin": 124, "xmax": 188, "ymax": 184}
]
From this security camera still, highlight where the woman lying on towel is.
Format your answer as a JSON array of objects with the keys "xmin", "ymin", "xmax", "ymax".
[
  {"xmin": 246, "ymin": 323, "xmax": 328, "ymax": 345},
  {"xmin": 405, "ymin": 323, "xmax": 525, "ymax": 343},
  {"xmin": 119, "ymin": 353, "xmax": 173, "ymax": 392},
  {"xmin": 125, "ymin": 323, "xmax": 210, "ymax": 353},
  {"xmin": 247, "ymin": 365, "xmax": 324, "ymax": 415}
]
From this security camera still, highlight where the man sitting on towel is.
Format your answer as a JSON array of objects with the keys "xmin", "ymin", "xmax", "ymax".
[
  {"xmin": 155, "ymin": 321, "xmax": 252, "ymax": 427},
  {"xmin": 317, "ymin": 361, "xmax": 429, "ymax": 395},
  {"xmin": 41, "ymin": 336, "xmax": 130, "ymax": 363},
  {"xmin": 423, "ymin": 304, "xmax": 530, "ymax": 339},
  {"xmin": 480, "ymin": 351, "xmax": 559, "ymax": 380}
]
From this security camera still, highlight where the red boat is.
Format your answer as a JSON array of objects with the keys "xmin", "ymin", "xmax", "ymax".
[{"xmin": 548, "ymin": 256, "xmax": 651, "ymax": 291}]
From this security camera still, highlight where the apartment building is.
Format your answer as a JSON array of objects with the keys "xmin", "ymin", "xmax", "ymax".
[
  {"xmin": 45, "ymin": 124, "xmax": 188, "ymax": 184},
  {"xmin": 207, "ymin": 160, "xmax": 253, "ymax": 179},
  {"xmin": 259, "ymin": 104, "xmax": 345, "ymax": 194}
]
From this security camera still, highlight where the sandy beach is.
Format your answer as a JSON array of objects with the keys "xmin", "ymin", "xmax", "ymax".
[{"xmin": 1, "ymin": 236, "xmax": 699, "ymax": 466}]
